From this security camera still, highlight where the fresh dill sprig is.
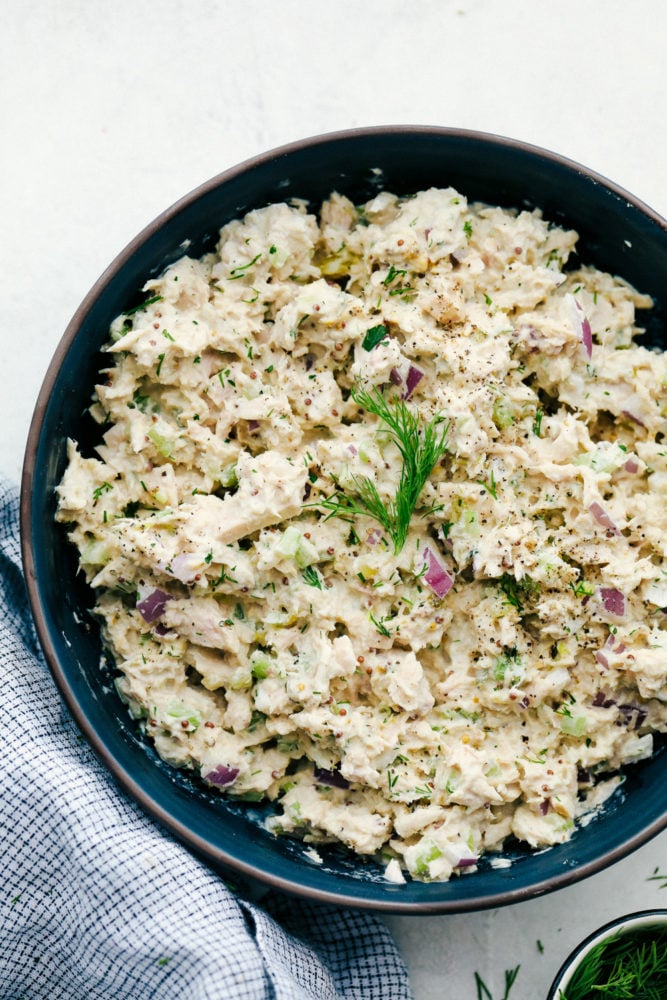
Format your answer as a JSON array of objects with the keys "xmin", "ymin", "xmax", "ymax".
[
  {"xmin": 301, "ymin": 565, "xmax": 323, "ymax": 590},
  {"xmin": 313, "ymin": 385, "xmax": 449, "ymax": 554},
  {"xmin": 475, "ymin": 965, "xmax": 521, "ymax": 1000},
  {"xmin": 369, "ymin": 612, "xmax": 394, "ymax": 637},
  {"xmin": 562, "ymin": 927, "xmax": 667, "ymax": 1000},
  {"xmin": 648, "ymin": 867, "xmax": 667, "ymax": 889},
  {"xmin": 498, "ymin": 573, "xmax": 536, "ymax": 614},
  {"xmin": 477, "ymin": 467, "xmax": 498, "ymax": 499}
]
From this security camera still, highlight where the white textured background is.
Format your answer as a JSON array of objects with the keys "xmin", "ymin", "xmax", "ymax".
[{"xmin": 2, "ymin": 1, "xmax": 666, "ymax": 997}]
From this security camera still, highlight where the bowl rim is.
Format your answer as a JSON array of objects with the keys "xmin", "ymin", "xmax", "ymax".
[
  {"xmin": 547, "ymin": 908, "xmax": 667, "ymax": 997},
  {"xmin": 19, "ymin": 125, "xmax": 667, "ymax": 912}
]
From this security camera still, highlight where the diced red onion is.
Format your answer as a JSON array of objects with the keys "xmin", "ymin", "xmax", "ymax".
[
  {"xmin": 592, "ymin": 691, "xmax": 616, "ymax": 708},
  {"xmin": 622, "ymin": 409, "xmax": 646, "ymax": 428},
  {"xmin": 247, "ymin": 419, "xmax": 260, "ymax": 433},
  {"xmin": 589, "ymin": 502, "xmax": 620, "ymax": 536},
  {"xmin": 422, "ymin": 546, "xmax": 455, "ymax": 599},
  {"xmin": 624, "ymin": 458, "xmax": 639, "ymax": 473},
  {"xmin": 168, "ymin": 553, "xmax": 204, "ymax": 584},
  {"xmin": 538, "ymin": 799, "xmax": 550, "ymax": 816},
  {"xmin": 618, "ymin": 702, "xmax": 648, "ymax": 730},
  {"xmin": 603, "ymin": 633, "xmax": 626, "ymax": 654},
  {"xmin": 136, "ymin": 588, "xmax": 172, "ymax": 623},
  {"xmin": 580, "ymin": 316, "xmax": 593, "ymax": 358},
  {"xmin": 202, "ymin": 764, "xmax": 239, "ymax": 788},
  {"xmin": 347, "ymin": 444, "xmax": 358, "ymax": 456},
  {"xmin": 570, "ymin": 296, "xmax": 593, "ymax": 359},
  {"xmin": 403, "ymin": 365, "xmax": 424, "ymax": 400},
  {"xmin": 596, "ymin": 634, "xmax": 627, "ymax": 668},
  {"xmin": 524, "ymin": 325, "xmax": 540, "ymax": 354},
  {"xmin": 313, "ymin": 766, "xmax": 350, "ymax": 789},
  {"xmin": 389, "ymin": 367, "xmax": 403, "ymax": 386},
  {"xmin": 599, "ymin": 587, "xmax": 626, "ymax": 617},
  {"xmin": 456, "ymin": 855, "xmax": 478, "ymax": 868},
  {"xmin": 366, "ymin": 528, "xmax": 382, "ymax": 546}
]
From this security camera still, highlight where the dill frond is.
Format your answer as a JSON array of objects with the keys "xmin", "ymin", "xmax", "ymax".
[
  {"xmin": 563, "ymin": 927, "xmax": 667, "ymax": 1000},
  {"xmin": 312, "ymin": 385, "xmax": 449, "ymax": 554}
]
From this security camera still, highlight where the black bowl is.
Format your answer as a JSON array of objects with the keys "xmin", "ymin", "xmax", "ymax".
[{"xmin": 21, "ymin": 127, "xmax": 667, "ymax": 912}]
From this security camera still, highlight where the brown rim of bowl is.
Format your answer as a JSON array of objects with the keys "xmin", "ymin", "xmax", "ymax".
[{"xmin": 19, "ymin": 125, "xmax": 667, "ymax": 912}]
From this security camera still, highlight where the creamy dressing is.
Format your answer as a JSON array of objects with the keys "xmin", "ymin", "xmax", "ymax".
[{"xmin": 57, "ymin": 188, "xmax": 667, "ymax": 882}]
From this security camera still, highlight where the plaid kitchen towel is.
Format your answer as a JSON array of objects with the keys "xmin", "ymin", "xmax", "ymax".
[{"xmin": 0, "ymin": 481, "xmax": 412, "ymax": 1000}]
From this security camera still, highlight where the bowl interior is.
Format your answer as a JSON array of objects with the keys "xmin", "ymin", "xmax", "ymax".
[{"xmin": 22, "ymin": 127, "xmax": 667, "ymax": 911}]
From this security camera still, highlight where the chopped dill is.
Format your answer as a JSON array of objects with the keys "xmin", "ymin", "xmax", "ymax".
[
  {"xmin": 382, "ymin": 264, "xmax": 407, "ymax": 286},
  {"xmin": 362, "ymin": 324, "xmax": 389, "ymax": 351},
  {"xmin": 498, "ymin": 573, "xmax": 536, "ymax": 613},
  {"xmin": 474, "ymin": 965, "xmax": 520, "ymax": 1000},
  {"xmin": 561, "ymin": 926, "xmax": 667, "ymax": 999},
  {"xmin": 477, "ymin": 468, "xmax": 498, "ymax": 499},
  {"xmin": 229, "ymin": 253, "xmax": 261, "ymax": 279},
  {"xmin": 92, "ymin": 481, "xmax": 113, "ymax": 501},
  {"xmin": 312, "ymin": 385, "xmax": 449, "ymax": 554},
  {"xmin": 301, "ymin": 565, "xmax": 323, "ymax": 590},
  {"xmin": 370, "ymin": 612, "xmax": 393, "ymax": 637},
  {"xmin": 648, "ymin": 867, "xmax": 667, "ymax": 889},
  {"xmin": 123, "ymin": 294, "xmax": 163, "ymax": 316}
]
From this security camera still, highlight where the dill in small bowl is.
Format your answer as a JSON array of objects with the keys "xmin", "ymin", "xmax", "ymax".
[{"xmin": 549, "ymin": 910, "xmax": 667, "ymax": 1000}]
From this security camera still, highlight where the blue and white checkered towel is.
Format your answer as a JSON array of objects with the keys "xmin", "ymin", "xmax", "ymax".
[{"xmin": 0, "ymin": 481, "xmax": 412, "ymax": 1000}]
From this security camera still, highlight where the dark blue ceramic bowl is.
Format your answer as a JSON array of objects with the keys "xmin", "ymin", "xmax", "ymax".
[{"xmin": 21, "ymin": 127, "xmax": 667, "ymax": 912}]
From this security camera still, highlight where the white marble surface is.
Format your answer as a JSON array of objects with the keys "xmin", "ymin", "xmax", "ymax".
[{"xmin": 2, "ymin": 2, "xmax": 665, "ymax": 997}]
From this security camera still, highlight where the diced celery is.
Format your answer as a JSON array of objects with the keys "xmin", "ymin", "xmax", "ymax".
[
  {"xmin": 275, "ymin": 525, "xmax": 318, "ymax": 567},
  {"xmin": 572, "ymin": 442, "xmax": 626, "ymax": 473},
  {"xmin": 288, "ymin": 800, "xmax": 303, "ymax": 824},
  {"xmin": 80, "ymin": 538, "xmax": 110, "ymax": 565},
  {"xmin": 165, "ymin": 702, "xmax": 201, "ymax": 730},
  {"xmin": 219, "ymin": 463, "xmax": 238, "ymax": 488},
  {"xmin": 318, "ymin": 245, "xmax": 360, "ymax": 278},
  {"xmin": 492, "ymin": 654, "xmax": 525, "ymax": 687},
  {"xmin": 444, "ymin": 768, "xmax": 460, "ymax": 795},
  {"xmin": 414, "ymin": 842, "xmax": 442, "ymax": 875},
  {"xmin": 275, "ymin": 525, "xmax": 302, "ymax": 558},
  {"xmin": 560, "ymin": 715, "xmax": 587, "ymax": 737},
  {"xmin": 492, "ymin": 396, "xmax": 515, "ymax": 429},
  {"xmin": 251, "ymin": 651, "xmax": 274, "ymax": 680},
  {"xmin": 230, "ymin": 667, "xmax": 252, "ymax": 691},
  {"xmin": 269, "ymin": 245, "xmax": 289, "ymax": 269},
  {"xmin": 148, "ymin": 428, "xmax": 174, "ymax": 458}
]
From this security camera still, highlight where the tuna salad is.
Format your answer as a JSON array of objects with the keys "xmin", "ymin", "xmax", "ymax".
[{"xmin": 56, "ymin": 187, "xmax": 667, "ymax": 882}]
